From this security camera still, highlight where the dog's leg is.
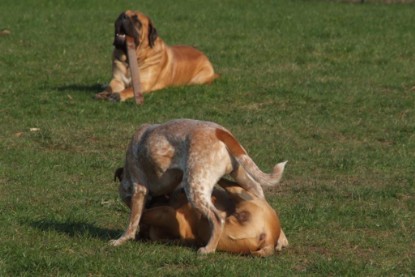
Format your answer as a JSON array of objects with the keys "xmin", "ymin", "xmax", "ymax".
[
  {"xmin": 97, "ymin": 54, "xmax": 131, "ymax": 101},
  {"xmin": 110, "ymin": 184, "xmax": 148, "ymax": 246},
  {"xmin": 217, "ymin": 178, "xmax": 248, "ymax": 195},
  {"xmin": 196, "ymin": 204, "xmax": 224, "ymax": 255},
  {"xmin": 110, "ymin": 87, "xmax": 135, "ymax": 102},
  {"xmin": 190, "ymin": 64, "xmax": 218, "ymax": 85},
  {"xmin": 96, "ymin": 78, "xmax": 126, "ymax": 100},
  {"xmin": 276, "ymin": 228, "xmax": 289, "ymax": 251},
  {"xmin": 230, "ymin": 166, "xmax": 265, "ymax": 199},
  {"xmin": 185, "ymin": 182, "xmax": 224, "ymax": 255},
  {"xmin": 251, "ymin": 245, "xmax": 275, "ymax": 257}
]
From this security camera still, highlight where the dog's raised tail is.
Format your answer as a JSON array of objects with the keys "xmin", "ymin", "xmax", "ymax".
[{"xmin": 215, "ymin": 128, "xmax": 287, "ymax": 187}]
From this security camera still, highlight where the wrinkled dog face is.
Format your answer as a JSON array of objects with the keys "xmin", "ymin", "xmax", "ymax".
[{"xmin": 113, "ymin": 10, "xmax": 158, "ymax": 50}]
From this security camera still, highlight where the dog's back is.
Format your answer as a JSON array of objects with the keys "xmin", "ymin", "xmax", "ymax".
[{"xmin": 129, "ymin": 119, "xmax": 285, "ymax": 199}]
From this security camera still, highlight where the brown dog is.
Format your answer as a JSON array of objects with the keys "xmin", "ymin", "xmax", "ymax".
[
  {"xmin": 139, "ymin": 178, "xmax": 289, "ymax": 257},
  {"xmin": 96, "ymin": 10, "xmax": 218, "ymax": 102},
  {"xmin": 112, "ymin": 119, "xmax": 286, "ymax": 254}
]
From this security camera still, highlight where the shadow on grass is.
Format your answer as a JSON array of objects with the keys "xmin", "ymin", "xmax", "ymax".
[
  {"xmin": 56, "ymin": 83, "xmax": 104, "ymax": 94},
  {"xmin": 28, "ymin": 219, "xmax": 199, "ymax": 250},
  {"xmin": 28, "ymin": 219, "xmax": 121, "ymax": 241},
  {"xmin": 27, "ymin": 219, "xmax": 204, "ymax": 252}
]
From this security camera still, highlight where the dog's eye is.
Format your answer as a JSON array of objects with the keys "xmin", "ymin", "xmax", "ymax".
[{"xmin": 132, "ymin": 15, "xmax": 142, "ymax": 28}]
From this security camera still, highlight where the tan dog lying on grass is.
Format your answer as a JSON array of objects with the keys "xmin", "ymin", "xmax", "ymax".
[
  {"xmin": 112, "ymin": 119, "xmax": 286, "ymax": 254},
  {"xmin": 138, "ymin": 178, "xmax": 288, "ymax": 257},
  {"xmin": 96, "ymin": 10, "xmax": 218, "ymax": 102}
]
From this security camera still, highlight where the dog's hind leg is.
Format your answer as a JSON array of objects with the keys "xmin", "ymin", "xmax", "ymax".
[
  {"xmin": 193, "ymin": 199, "xmax": 224, "ymax": 255},
  {"xmin": 190, "ymin": 64, "xmax": 218, "ymax": 85},
  {"xmin": 185, "ymin": 178, "xmax": 224, "ymax": 255},
  {"xmin": 110, "ymin": 184, "xmax": 148, "ymax": 246},
  {"xmin": 230, "ymin": 165, "xmax": 265, "ymax": 199},
  {"xmin": 184, "ymin": 134, "xmax": 228, "ymax": 254}
]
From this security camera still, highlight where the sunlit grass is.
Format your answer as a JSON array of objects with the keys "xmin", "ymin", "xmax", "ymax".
[{"xmin": 1, "ymin": 0, "xmax": 414, "ymax": 275}]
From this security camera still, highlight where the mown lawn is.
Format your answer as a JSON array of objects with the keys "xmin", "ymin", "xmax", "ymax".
[{"xmin": 1, "ymin": 0, "xmax": 414, "ymax": 275}]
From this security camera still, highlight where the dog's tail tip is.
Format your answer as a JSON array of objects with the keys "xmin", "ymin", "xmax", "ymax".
[
  {"xmin": 277, "ymin": 160, "xmax": 288, "ymax": 168},
  {"xmin": 273, "ymin": 160, "xmax": 287, "ymax": 174},
  {"xmin": 266, "ymin": 161, "xmax": 287, "ymax": 186}
]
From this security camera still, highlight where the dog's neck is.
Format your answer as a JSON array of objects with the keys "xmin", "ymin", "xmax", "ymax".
[{"xmin": 136, "ymin": 37, "xmax": 167, "ymax": 66}]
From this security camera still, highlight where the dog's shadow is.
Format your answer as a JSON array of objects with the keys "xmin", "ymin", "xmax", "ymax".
[
  {"xmin": 27, "ymin": 218, "xmax": 199, "ymax": 250},
  {"xmin": 56, "ymin": 83, "xmax": 104, "ymax": 94},
  {"xmin": 28, "ymin": 219, "xmax": 121, "ymax": 241}
]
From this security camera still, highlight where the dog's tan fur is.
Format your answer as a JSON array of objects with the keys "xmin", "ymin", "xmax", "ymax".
[
  {"xmin": 112, "ymin": 119, "xmax": 286, "ymax": 254},
  {"xmin": 96, "ymin": 10, "xmax": 218, "ymax": 102},
  {"xmin": 139, "ymin": 178, "xmax": 288, "ymax": 257}
]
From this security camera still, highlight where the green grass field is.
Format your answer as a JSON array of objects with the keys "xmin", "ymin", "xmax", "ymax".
[{"xmin": 1, "ymin": 0, "xmax": 414, "ymax": 275}]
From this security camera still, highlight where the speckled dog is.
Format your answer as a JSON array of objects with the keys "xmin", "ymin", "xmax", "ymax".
[{"xmin": 112, "ymin": 119, "xmax": 286, "ymax": 254}]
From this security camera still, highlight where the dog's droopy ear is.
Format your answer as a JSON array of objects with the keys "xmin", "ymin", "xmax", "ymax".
[
  {"xmin": 148, "ymin": 21, "xmax": 158, "ymax": 48},
  {"xmin": 114, "ymin": 167, "xmax": 124, "ymax": 182}
]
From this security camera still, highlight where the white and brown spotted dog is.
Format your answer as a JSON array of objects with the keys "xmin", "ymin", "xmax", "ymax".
[
  {"xmin": 137, "ymin": 178, "xmax": 289, "ymax": 257},
  {"xmin": 112, "ymin": 119, "xmax": 286, "ymax": 254},
  {"xmin": 96, "ymin": 10, "xmax": 218, "ymax": 102}
]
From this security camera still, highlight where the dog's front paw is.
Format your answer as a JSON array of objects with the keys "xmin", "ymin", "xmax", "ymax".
[
  {"xmin": 110, "ymin": 232, "xmax": 137, "ymax": 246},
  {"xmin": 197, "ymin": 246, "xmax": 215, "ymax": 255},
  {"xmin": 275, "ymin": 230, "xmax": 289, "ymax": 251},
  {"xmin": 95, "ymin": 91, "xmax": 111, "ymax": 100},
  {"xmin": 109, "ymin": 238, "xmax": 125, "ymax": 247},
  {"xmin": 108, "ymin": 93, "xmax": 121, "ymax": 102}
]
